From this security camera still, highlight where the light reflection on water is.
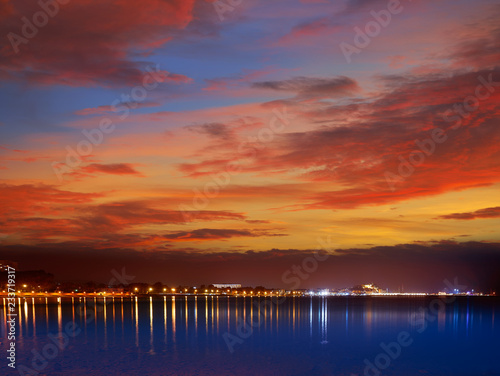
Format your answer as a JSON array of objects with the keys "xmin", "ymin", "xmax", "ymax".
[{"xmin": 0, "ymin": 296, "xmax": 498, "ymax": 376}]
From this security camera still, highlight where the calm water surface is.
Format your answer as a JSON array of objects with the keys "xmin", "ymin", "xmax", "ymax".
[{"xmin": 1, "ymin": 296, "xmax": 499, "ymax": 376}]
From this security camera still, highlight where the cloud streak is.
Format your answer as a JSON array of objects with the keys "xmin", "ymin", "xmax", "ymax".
[
  {"xmin": 437, "ymin": 207, "xmax": 500, "ymax": 220},
  {"xmin": 252, "ymin": 76, "xmax": 360, "ymax": 99}
]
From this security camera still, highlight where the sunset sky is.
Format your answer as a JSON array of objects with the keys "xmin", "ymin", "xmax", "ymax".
[{"xmin": 1, "ymin": 0, "xmax": 499, "ymax": 289}]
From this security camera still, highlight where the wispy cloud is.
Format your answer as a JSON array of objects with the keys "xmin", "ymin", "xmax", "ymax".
[
  {"xmin": 252, "ymin": 76, "xmax": 360, "ymax": 99},
  {"xmin": 436, "ymin": 207, "xmax": 500, "ymax": 220}
]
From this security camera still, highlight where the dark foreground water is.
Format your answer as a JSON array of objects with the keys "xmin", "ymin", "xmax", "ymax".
[{"xmin": 1, "ymin": 296, "xmax": 499, "ymax": 376}]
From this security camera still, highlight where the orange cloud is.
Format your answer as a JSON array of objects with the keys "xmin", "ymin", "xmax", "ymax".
[
  {"xmin": 177, "ymin": 68, "xmax": 500, "ymax": 210},
  {"xmin": 0, "ymin": 184, "xmax": 102, "ymax": 218}
]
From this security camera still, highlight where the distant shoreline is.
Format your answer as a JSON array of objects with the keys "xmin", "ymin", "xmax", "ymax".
[{"xmin": 0, "ymin": 292, "xmax": 496, "ymax": 299}]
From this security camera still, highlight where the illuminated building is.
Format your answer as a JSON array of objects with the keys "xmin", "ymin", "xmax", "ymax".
[{"xmin": 213, "ymin": 283, "xmax": 241, "ymax": 289}]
